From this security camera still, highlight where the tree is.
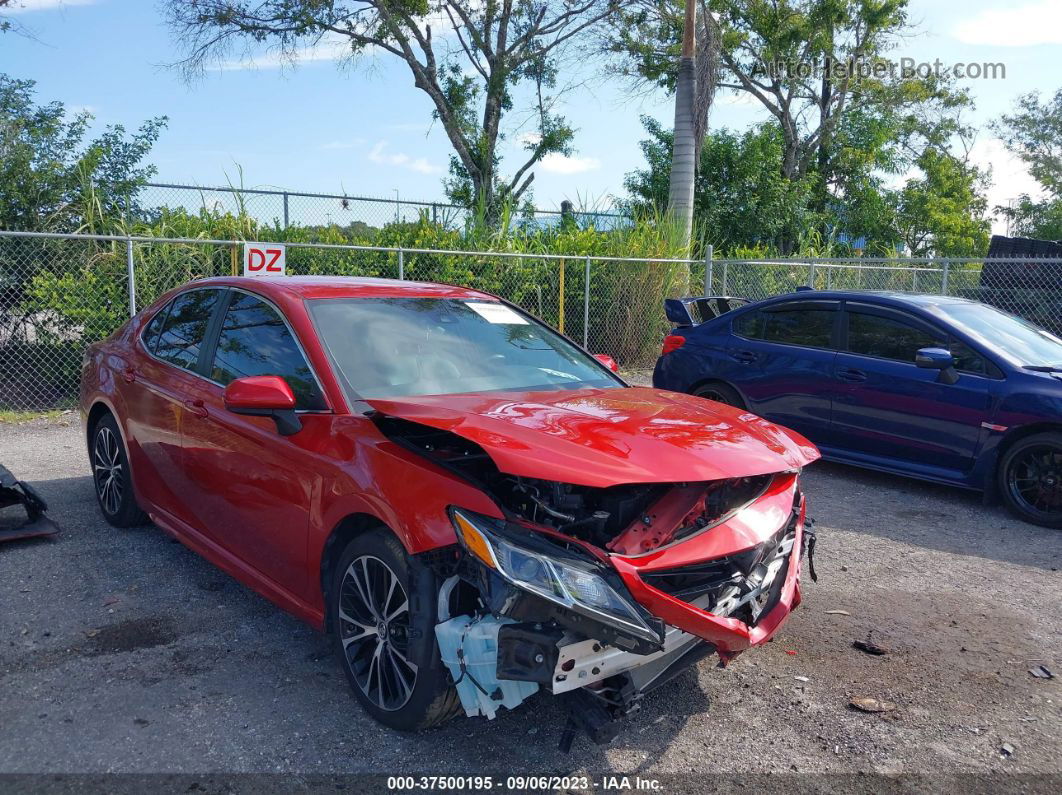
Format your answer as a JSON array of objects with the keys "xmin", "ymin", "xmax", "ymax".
[
  {"xmin": 889, "ymin": 147, "xmax": 990, "ymax": 257},
  {"xmin": 166, "ymin": 1, "xmax": 617, "ymax": 222},
  {"xmin": 0, "ymin": 75, "xmax": 166, "ymax": 232},
  {"xmin": 667, "ymin": 0, "xmax": 697, "ymax": 244},
  {"xmin": 624, "ymin": 117, "xmax": 819, "ymax": 252},
  {"xmin": 994, "ymin": 90, "xmax": 1062, "ymax": 240}
]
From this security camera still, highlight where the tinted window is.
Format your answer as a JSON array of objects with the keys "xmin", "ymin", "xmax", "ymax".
[
  {"xmin": 210, "ymin": 292, "xmax": 326, "ymax": 410},
  {"xmin": 141, "ymin": 303, "xmax": 171, "ymax": 354},
  {"xmin": 847, "ymin": 311, "xmax": 943, "ymax": 363},
  {"xmin": 308, "ymin": 297, "xmax": 622, "ymax": 400},
  {"xmin": 737, "ymin": 307, "xmax": 835, "ymax": 348},
  {"xmin": 154, "ymin": 289, "xmax": 221, "ymax": 371},
  {"xmin": 950, "ymin": 339, "xmax": 1001, "ymax": 378}
]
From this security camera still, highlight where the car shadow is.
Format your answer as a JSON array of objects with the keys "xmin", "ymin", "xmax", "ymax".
[{"xmin": 802, "ymin": 459, "xmax": 1062, "ymax": 571}]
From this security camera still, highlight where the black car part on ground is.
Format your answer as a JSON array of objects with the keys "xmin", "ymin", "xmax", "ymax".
[{"xmin": 0, "ymin": 463, "xmax": 59, "ymax": 543}]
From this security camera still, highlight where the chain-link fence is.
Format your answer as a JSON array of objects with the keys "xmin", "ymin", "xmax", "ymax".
[
  {"xmin": 4, "ymin": 228, "xmax": 1062, "ymax": 411},
  {"xmin": 140, "ymin": 183, "xmax": 633, "ymax": 232}
]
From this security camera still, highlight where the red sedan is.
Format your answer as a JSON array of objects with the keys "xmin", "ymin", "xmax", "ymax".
[{"xmin": 79, "ymin": 276, "xmax": 819, "ymax": 745}]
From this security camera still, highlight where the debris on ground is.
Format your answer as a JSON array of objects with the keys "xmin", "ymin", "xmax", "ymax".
[
  {"xmin": 795, "ymin": 676, "xmax": 810, "ymax": 683},
  {"xmin": 849, "ymin": 697, "xmax": 897, "ymax": 713},
  {"xmin": 784, "ymin": 649, "xmax": 797, "ymax": 656},
  {"xmin": 1029, "ymin": 665, "xmax": 1054, "ymax": 679},
  {"xmin": 825, "ymin": 609, "xmax": 850, "ymax": 615},
  {"xmin": 0, "ymin": 464, "xmax": 59, "ymax": 543},
  {"xmin": 1001, "ymin": 743, "xmax": 1016, "ymax": 758},
  {"xmin": 853, "ymin": 639, "xmax": 889, "ymax": 656}
]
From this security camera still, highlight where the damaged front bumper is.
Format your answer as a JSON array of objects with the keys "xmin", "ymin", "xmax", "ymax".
[{"xmin": 435, "ymin": 474, "xmax": 813, "ymax": 744}]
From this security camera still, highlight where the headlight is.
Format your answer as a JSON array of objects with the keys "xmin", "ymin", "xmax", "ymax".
[{"xmin": 450, "ymin": 508, "xmax": 660, "ymax": 642}]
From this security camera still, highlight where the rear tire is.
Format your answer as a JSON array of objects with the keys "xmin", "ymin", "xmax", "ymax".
[
  {"xmin": 90, "ymin": 413, "xmax": 147, "ymax": 527},
  {"xmin": 998, "ymin": 432, "xmax": 1062, "ymax": 528},
  {"xmin": 329, "ymin": 528, "xmax": 461, "ymax": 731},
  {"xmin": 693, "ymin": 381, "xmax": 745, "ymax": 409}
]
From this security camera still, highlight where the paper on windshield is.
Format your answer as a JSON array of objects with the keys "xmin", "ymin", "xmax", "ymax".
[{"xmin": 465, "ymin": 302, "xmax": 529, "ymax": 324}]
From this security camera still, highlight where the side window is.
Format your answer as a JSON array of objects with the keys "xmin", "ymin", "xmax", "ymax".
[
  {"xmin": 950, "ymin": 339, "xmax": 1002, "ymax": 378},
  {"xmin": 210, "ymin": 291, "xmax": 326, "ymax": 410},
  {"xmin": 733, "ymin": 310, "xmax": 762, "ymax": 338},
  {"xmin": 141, "ymin": 302, "xmax": 171, "ymax": 354},
  {"xmin": 846, "ymin": 311, "xmax": 944, "ymax": 363},
  {"xmin": 760, "ymin": 308, "xmax": 835, "ymax": 348},
  {"xmin": 154, "ymin": 289, "xmax": 221, "ymax": 371}
]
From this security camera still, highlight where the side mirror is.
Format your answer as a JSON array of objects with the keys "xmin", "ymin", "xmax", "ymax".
[
  {"xmin": 594, "ymin": 353, "xmax": 619, "ymax": 372},
  {"xmin": 223, "ymin": 375, "xmax": 302, "ymax": 436},
  {"xmin": 915, "ymin": 347, "xmax": 959, "ymax": 385}
]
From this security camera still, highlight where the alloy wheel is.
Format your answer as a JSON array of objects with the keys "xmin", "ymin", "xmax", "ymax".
[
  {"xmin": 338, "ymin": 555, "xmax": 418, "ymax": 711},
  {"xmin": 1008, "ymin": 444, "xmax": 1062, "ymax": 518},
  {"xmin": 93, "ymin": 426, "xmax": 123, "ymax": 516}
]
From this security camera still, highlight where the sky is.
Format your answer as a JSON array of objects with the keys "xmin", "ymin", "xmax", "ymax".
[{"xmin": 2, "ymin": 0, "xmax": 1060, "ymax": 231}]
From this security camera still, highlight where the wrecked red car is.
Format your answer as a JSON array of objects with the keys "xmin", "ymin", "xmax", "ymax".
[{"xmin": 79, "ymin": 276, "xmax": 819, "ymax": 746}]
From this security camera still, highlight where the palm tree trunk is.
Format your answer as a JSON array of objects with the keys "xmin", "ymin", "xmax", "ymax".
[{"xmin": 667, "ymin": 0, "xmax": 697, "ymax": 248}]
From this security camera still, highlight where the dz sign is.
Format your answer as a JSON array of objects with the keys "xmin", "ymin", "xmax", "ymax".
[{"xmin": 243, "ymin": 243, "xmax": 286, "ymax": 276}]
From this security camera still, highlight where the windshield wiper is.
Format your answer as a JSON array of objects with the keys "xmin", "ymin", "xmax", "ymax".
[{"xmin": 1023, "ymin": 364, "xmax": 1062, "ymax": 372}]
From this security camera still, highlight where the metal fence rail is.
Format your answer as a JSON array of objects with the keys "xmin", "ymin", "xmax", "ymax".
[
  {"xmin": 3, "ymin": 228, "xmax": 1062, "ymax": 410},
  {"xmin": 140, "ymin": 183, "xmax": 633, "ymax": 232}
]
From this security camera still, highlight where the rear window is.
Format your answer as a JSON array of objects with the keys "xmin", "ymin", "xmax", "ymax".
[
  {"xmin": 152, "ymin": 289, "xmax": 221, "ymax": 372},
  {"xmin": 736, "ymin": 307, "xmax": 835, "ymax": 348}
]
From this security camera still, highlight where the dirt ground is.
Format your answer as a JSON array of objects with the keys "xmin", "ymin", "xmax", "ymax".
[{"xmin": 0, "ymin": 416, "xmax": 1059, "ymax": 784}]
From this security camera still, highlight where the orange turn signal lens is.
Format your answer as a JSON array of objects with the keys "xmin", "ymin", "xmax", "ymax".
[{"xmin": 453, "ymin": 511, "xmax": 497, "ymax": 569}]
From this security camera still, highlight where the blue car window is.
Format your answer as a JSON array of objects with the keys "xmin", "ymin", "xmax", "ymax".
[
  {"xmin": 847, "ymin": 311, "xmax": 944, "ymax": 363},
  {"xmin": 949, "ymin": 339, "xmax": 999, "ymax": 377},
  {"xmin": 750, "ymin": 308, "xmax": 834, "ymax": 348}
]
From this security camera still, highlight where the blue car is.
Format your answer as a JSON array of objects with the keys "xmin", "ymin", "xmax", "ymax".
[{"xmin": 652, "ymin": 290, "xmax": 1062, "ymax": 527}]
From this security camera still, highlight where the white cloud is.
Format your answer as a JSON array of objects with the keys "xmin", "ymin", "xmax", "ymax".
[
  {"xmin": 952, "ymin": 1, "xmax": 1062, "ymax": 46},
  {"xmin": 367, "ymin": 141, "xmax": 439, "ymax": 174},
  {"xmin": 968, "ymin": 137, "xmax": 1045, "ymax": 232},
  {"xmin": 539, "ymin": 152, "xmax": 601, "ymax": 175},
  {"xmin": 320, "ymin": 138, "xmax": 366, "ymax": 150},
  {"xmin": 4, "ymin": 0, "xmax": 97, "ymax": 12},
  {"xmin": 208, "ymin": 35, "xmax": 351, "ymax": 72}
]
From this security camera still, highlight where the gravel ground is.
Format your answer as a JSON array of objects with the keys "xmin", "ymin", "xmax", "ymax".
[{"xmin": 0, "ymin": 416, "xmax": 1059, "ymax": 780}]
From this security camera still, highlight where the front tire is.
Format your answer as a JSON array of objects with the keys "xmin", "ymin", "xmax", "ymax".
[
  {"xmin": 999, "ymin": 431, "xmax": 1062, "ymax": 528},
  {"xmin": 90, "ymin": 413, "xmax": 147, "ymax": 527},
  {"xmin": 329, "ymin": 529, "xmax": 461, "ymax": 730}
]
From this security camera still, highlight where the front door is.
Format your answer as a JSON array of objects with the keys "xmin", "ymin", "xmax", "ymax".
[
  {"xmin": 179, "ymin": 289, "xmax": 332, "ymax": 597},
  {"xmin": 829, "ymin": 303, "xmax": 994, "ymax": 475}
]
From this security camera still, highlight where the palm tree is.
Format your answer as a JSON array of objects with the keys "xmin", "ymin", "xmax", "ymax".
[{"xmin": 667, "ymin": 0, "xmax": 698, "ymax": 247}]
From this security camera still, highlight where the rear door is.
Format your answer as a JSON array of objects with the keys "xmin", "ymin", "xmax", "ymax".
[
  {"xmin": 121, "ymin": 288, "xmax": 224, "ymax": 527},
  {"xmin": 179, "ymin": 288, "xmax": 331, "ymax": 596},
  {"xmin": 726, "ymin": 300, "xmax": 840, "ymax": 444},
  {"xmin": 830, "ymin": 302, "xmax": 995, "ymax": 474}
]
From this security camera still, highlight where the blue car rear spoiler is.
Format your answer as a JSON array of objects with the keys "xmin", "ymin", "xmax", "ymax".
[{"xmin": 664, "ymin": 295, "xmax": 750, "ymax": 327}]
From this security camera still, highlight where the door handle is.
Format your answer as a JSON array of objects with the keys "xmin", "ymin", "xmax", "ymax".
[
  {"xmin": 732, "ymin": 350, "xmax": 757, "ymax": 364},
  {"xmin": 837, "ymin": 368, "xmax": 867, "ymax": 383},
  {"xmin": 183, "ymin": 399, "xmax": 208, "ymax": 419},
  {"xmin": 121, "ymin": 366, "xmax": 136, "ymax": 384}
]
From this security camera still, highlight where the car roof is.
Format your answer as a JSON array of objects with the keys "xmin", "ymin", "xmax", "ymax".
[
  {"xmin": 187, "ymin": 275, "xmax": 499, "ymax": 302},
  {"xmin": 762, "ymin": 289, "xmax": 978, "ymax": 308}
]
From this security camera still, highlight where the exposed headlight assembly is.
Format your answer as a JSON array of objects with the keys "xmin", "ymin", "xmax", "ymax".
[{"xmin": 450, "ymin": 508, "xmax": 661, "ymax": 644}]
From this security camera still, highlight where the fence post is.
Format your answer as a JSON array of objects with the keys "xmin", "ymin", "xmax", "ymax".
[
  {"xmin": 807, "ymin": 261, "xmax": 816, "ymax": 288},
  {"xmin": 722, "ymin": 259, "xmax": 729, "ymax": 294},
  {"xmin": 583, "ymin": 256, "xmax": 591, "ymax": 348},
  {"xmin": 558, "ymin": 258, "xmax": 566, "ymax": 333},
  {"xmin": 125, "ymin": 238, "xmax": 136, "ymax": 317},
  {"xmin": 942, "ymin": 259, "xmax": 950, "ymax": 294},
  {"xmin": 283, "ymin": 192, "xmax": 290, "ymax": 229},
  {"xmin": 704, "ymin": 244, "xmax": 713, "ymax": 296},
  {"xmin": 398, "ymin": 247, "xmax": 405, "ymax": 280}
]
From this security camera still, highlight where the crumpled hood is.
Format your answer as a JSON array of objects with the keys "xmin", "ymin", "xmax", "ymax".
[{"xmin": 368, "ymin": 386, "xmax": 820, "ymax": 488}]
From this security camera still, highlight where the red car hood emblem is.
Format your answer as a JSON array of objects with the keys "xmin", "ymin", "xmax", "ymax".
[{"xmin": 367, "ymin": 386, "xmax": 820, "ymax": 488}]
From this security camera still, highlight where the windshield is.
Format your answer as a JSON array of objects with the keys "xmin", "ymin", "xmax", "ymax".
[
  {"xmin": 308, "ymin": 296, "xmax": 623, "ymax": 399},
  {"xmin": 936, "ymin": 302, "xmax": 1062, "ymax": 367}
]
